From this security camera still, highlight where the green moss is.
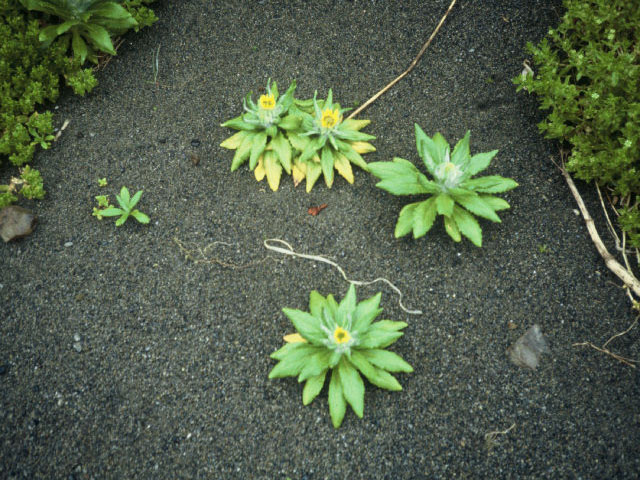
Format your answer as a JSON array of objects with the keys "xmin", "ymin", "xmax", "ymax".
[
  {"xmin": 515, "ymin": 0, "xmax": 640, "ymax": 247},
  {"xmin": 0, "ymin": 0, "xmax": 157, "ymax": 207}
]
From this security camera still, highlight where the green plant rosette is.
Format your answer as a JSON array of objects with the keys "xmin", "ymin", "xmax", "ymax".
[
  {"xmin": 19, "ymin": 0, "xmax": 138, "ymax": 64},
  {"xmin": 96, "ymin": 185, "xmax": 149, "ymax": 226},
  {"xmin": 269, "ymin": 284, "xmax": 412, "ymax": 429},
  {"xmin": 290, "ymin": 89, "xmax": 376, "ymax": 192},
  {"xmin": 368, "ymin": 124, "xmax": 518, "ymax": 247},
  {"xmin": 220, "ymin": 79, "xmax": 300, "ymax": 191}
]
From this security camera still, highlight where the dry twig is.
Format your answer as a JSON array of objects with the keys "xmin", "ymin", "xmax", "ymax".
[
  {"xmin": 557, "ymin": 157, "xmax": 640, "ymax": 299},
  {"xmin": 173, "ymin": 237, "xmax": 272, "ymax": 269},
  {"xmin": 484, "ymin": 423, "xmax": 516, "ymax": 450},
  {"xmin": 573, "ymin": 316, "xmax": 639, "ymax": 368},
  {"xmin": 347, "ymin": 0, "xmax": 458, "ymax": 120}
]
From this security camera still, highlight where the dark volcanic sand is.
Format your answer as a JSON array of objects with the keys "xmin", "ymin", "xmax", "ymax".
[{"xmin": 1, "ymin": 1, "xmax": 638, "ymax": 479}]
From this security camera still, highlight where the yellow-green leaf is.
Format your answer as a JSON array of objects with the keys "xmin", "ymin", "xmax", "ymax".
[
  {"xmin": 305, "ymin": 159, "xmax": 323, "ymax": 193},
  {"xmin": 220, "ymin": 131, "xmax": 246, "ymax": 150},
  {"xmin": 254, "ymin": 156, "xmax": 266, "ymax": 181},
  {"xmin": 351, "ymin": 141, "xmax": 376, "ymax": 154},
  {"xmin": 342, "ymin": 118, "xmax": 371, "ymax": 131},
  {"xmin": 264, "ymin": 151, "xmax": 282, "ymax": 191},
  {"xmin": 334, "ymin": 152, "xmax": 354, "ymax": 184},
  {"xmin": 284, "ymin": 333, "xmax": 307, "ymax": 343},
  {"xmin": 292, "ymin": 159, "xmax": 306, "ymax": 187}
]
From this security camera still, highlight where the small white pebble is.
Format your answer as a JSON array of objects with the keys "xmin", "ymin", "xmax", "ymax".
[{"xmin": 64, "ymin": 242, "xmax": 73, "ymax": 247}]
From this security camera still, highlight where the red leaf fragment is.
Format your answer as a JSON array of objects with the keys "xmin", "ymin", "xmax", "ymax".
[{"xmin": 308, "ymin": 203, "xmax": 328, "ymax": 216}]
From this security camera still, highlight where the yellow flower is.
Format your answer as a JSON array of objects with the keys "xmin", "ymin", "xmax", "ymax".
[
  {"xmin": 321, "ymin": 108, "xmax": 341, "ymax": 129},
  {"xmin": 259, "ymin": 93, "xmax": 276, "ymax": 110},
  {"xmin": 333, "ymin": 326, "xmax": 351, "ymax": 344}
]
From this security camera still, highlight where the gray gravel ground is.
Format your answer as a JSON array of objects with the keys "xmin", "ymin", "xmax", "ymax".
[{"xmin": 2, "ymin": 1, "xmax": 639, "ymax": 479}]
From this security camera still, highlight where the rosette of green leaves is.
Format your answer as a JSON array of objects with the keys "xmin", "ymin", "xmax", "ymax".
[
  {"xmin": 269, "ymin": 285, "xmax": 412, "ymax": 429},
  {"xmin": 18, "ymin": 0, "xmax": 138, "ymax": 64},
  {"xmin": 289, "ymin": 90, "xmax": 376, "ymax": 192},
  {"xmin": 220, "ymin": 79, "xmax": 300, "ymax": 191},
  {"xmin": 368, "ymin": 125, "xmax": 518, "ymax": 247},
  {"xmin": 95, "ymin": 186, "xmax": 149, "ymax": 226}
]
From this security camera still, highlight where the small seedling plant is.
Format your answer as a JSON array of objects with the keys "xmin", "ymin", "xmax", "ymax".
[
  {"xmin": 368, "ymin": 125, "xmax": 518, "ymax": 247},
  {"xmin": 269, "ymin": 285, "xmax": 412, "ymax": 428},
  {"xmin": 93, "ymin": 186, "xmax": 149, "ymax": 226}
]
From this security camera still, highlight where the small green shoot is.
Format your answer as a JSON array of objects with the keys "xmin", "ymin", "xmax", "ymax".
[
  {"xmin": 98, "ymin": 178, "xmax": 108, "ymax": 187},
  {"xmin": 93, "ymin": 186, "xmax": 149, "ymax": 226}
]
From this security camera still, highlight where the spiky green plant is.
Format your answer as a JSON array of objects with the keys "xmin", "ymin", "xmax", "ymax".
[
  {"xmin": 289, "ymin": 90, "xmax": 376, "ymax": 191},
  {"xmin": 269, "ymin": 285, "xmax": 412, "ymax": 428},
  {"xmin": 368, "ymin": 125, "xmax": 518, "ymax": 247},
  {"xmin": 220, "ymin": 79, "xmax": 300, "ymax": 191}
]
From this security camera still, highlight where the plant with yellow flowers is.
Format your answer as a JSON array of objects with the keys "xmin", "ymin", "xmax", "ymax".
[
  {"xmin": 220, "ymin": 82, "xmax": 376, "ymax": 191},
  {"xmin": 290, "ymin": 90, "xmax": 376, "ymax": 191},
  {"xmin": 269, "ymin": 285, "xmax": 412, "ymax": 428},
  {"xmin": 220, "ymin": 79, "xmax": 300, "ymax": 191}
]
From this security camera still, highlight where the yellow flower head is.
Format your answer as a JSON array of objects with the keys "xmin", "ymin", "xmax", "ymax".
[
  {"xmin": 321, "ymin": 108, "xmax": 341, "ymax": 129},
  {"xmin": 333, "ymin": 326, "xmax": 351, "ymax": 344},
  {"xmin": 259, "ymin": 93, "xmax": 276, "ymax": 110}
]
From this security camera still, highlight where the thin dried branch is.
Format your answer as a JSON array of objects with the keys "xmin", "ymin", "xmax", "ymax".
[
  {"xmin": 347, "ymin": 0, "xmax": 457, "ymax": 120},
  {"xmin": 558, "ymin": 161, "xmax": 640, "ymax": 299}
]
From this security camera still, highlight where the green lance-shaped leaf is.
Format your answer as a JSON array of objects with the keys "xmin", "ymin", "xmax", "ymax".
[
  {"xmin": 338, "ymin": 358, "xmax": 365, "ymax": 418},
  {"xmin": 450, "ymin": 130, "xmax": 471, "ymax": 169},
  {"xmin": 368, "ymin": 158, "xmax": 431, "ymax": 196},
  {"xmin": 412, "ymin": 197, "xmax": 438, "ymax": 239},
  {"xmin": 360, "ymin": 349, "xmax": 413, "ymax": 373},
  {"xmin": 328, "ymin": 368, "xmax": 347, "ymax": 428},
  {"xmin": 394, "ymin": 202, "xmax": 420, "ymax": 238},
  {"xmin": 444, "ymin": 214, "xmax": 461, "ymax": 242},
  {"xmin": 249, "ymin": 131, "xmax": 268, "ymax": 170},
  {"xmin": 231, "ymin": 132, "xmax": 255, "ymax": 171},
  {"xmin": 321, "ymin": 145, "xmax": 334, "ymax": 187},
  {"xmin": 268, "ymin": 343, "xmax": 321, "ymax": 378},
  {"xmin": 339, "ymin": 145, "xmax": 368, "ymax": 171},
  {"xmin": 358, "ymin": 322, "xmax": 405, "ymax": 349},
  {"xmin": 453, "ymin": 193, "xmax": 501, "ymax": 222},
  {"xmin": 309, "ymin": 290, "xmax": 328, "ymax": 318},
  {"xmin": 221, "ymin": 116, "xmax": 259, "ymax": 131},
  {"xmin": 302, "ymin": 371, "xmax": 327, "ymax": 405},
  {"xmin": 282, "ymin": 308, "xmax": 326, "ymax": 345},
  {"xmin": 84, "ymin": 24, "xmax": 116, "ymax": 55},
  {"xmin": 467, "ymin": 150, "xmax": 499, "ymax": 176},
  {"xmin": 298, "ymin": 349, "xmax": 332, "ymax": 382},
  {"xmin": 435, "ymin": 193, "xmax": 454, "ymax": 217},
  {"xmin": 480, "ymin": 195, "xmax": 510, "ymax": 211},
  {"xmin": 131, "ymin": 210, "xmax": 150, "ymax": 224},
  {"xmin": 270, "ymin": 132, "xmax": 292, "ymax": 174},
  {"xmin": 462, "ymin": 176, "xmax": 518, "ymax": 193},
  {"xmin": 451, "ymin": 204, "xmax": 483, "ymax": 247},
  {"xmin": 350, "ymin": 291, "xmax": 382, "ymax": 333},
  {"xmin": 350, "ymin": 351, "xmax": 402, "ymax": 391}
]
